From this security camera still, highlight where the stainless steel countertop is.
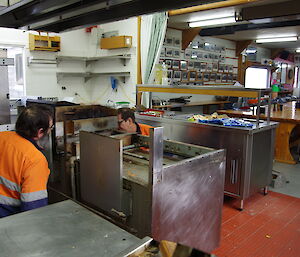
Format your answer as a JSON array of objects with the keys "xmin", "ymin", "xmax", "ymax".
[
  {"xmin": 136, "ymin": 114, "xmax": 278, "ymax": 134},
  {"xmin": 0, "ymin": 200, "xmax": 151, "ymax": 257}
]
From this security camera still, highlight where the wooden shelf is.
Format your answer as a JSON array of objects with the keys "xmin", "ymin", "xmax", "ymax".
[{"xmin": 137, "ymin": 85, "xmax": 271, "ymax": 98}]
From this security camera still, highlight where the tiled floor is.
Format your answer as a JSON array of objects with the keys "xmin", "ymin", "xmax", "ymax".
[
  {"xmin": 271, "ymin": 162, "xmax": 300, "ymax": 198},
  {"xmin": 213, "ymin": 192, "xmax": 300, "ymax": 257},
  {"xmin": 213, "ymin": 160, "xmax": 300, "ymax": 257}
]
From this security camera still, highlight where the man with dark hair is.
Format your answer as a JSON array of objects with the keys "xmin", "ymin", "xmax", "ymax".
[
  {"xmin": 117, "ymin": 108, "xmax": 152, "ymax": 136},
  {"xmin": 0, "ymin": 105, "xmax": 54, "ymax": 218}
]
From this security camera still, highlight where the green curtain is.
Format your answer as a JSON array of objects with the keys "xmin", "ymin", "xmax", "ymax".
[{"xmin": 142, "ymin": 12, "xmax": 168, "ymax": 84}]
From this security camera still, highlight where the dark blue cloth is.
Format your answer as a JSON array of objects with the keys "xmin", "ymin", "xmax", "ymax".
[
  {"xmin": 21, "ymin": 198, "xmax": 48, "ymax": 212},
  {"xmin": 0, "ymin": 204, "xmax": 20, "ymax": 218},
  {"xmin": 0, "ymin": 198, "xmax": 48, "ymax": 218}
]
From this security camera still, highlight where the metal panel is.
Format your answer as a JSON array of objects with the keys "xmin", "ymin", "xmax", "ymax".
[
  {"xmin": 0, "ymin": 200, "xmax": 151, "ymax": 257},
  {"xmin": 0, "ymin": 49, "xmax": 10, "ymax": 124},
  {"xmin": 0, "ymin": 123, "xmax": 15, "ymax": 131},
  {"xmin": 149, "ymin": 127, "xmax": 164, "ymax": 186},
  {"xmin": 0, "ymin": 57, "xmax": 14, "ymax": 65},
  {"xmin": 249, "ymin": 129, "xmax": 274, "ymax": 195},
  {"xmin": 80, "ymin": 131, "xmax": 123, "ymax": 215},
  {"xmin": 152, "ymin": 150, "xmax": 226, "ymax": 253}
]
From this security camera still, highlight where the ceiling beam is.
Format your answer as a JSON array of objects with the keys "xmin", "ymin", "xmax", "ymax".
[
  {"xmin": 168, "ymin": 0, "xmax": 265, "ymax": 16},
  {"xmin": 0, "ymin": 0, "xmax": 105, "ymax": 28},
  {"xmin": 236, "ymin": 40, "xmax": 252, "ymax": 56},
  {"xmin": 200, "ymin": 19, "xmax": 300, "ymax": 36},
  {"xmin": 242, "ymin": 0, "xmax": 300, "ymax": 21},
  {"xmin": 0, "ymin": 0, "xmax": 213, "ymax": 32},
  {"xmin": 182, "ymin": 28, "xmax": 202, "ymax": 50}
]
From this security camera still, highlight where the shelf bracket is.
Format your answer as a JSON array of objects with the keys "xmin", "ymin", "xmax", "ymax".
[
  {"xmin": 86, "ymin": 60, "xmax": 93, "ymax": 68},
  {"xmin": 121, "ymin": 58, "xmax": 127, "ymax": 66},
  {"xmin": 57, "ymin": 74, "xmax": 62, "ymax": 84}
]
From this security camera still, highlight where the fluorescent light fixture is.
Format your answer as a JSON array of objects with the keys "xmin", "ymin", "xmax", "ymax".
[
  {"xmin": 189, "ymin": 16, "xmax": 236, "ymax": 28},
  {"xmin": 296, "ymin": 49, "xmax": 300, "ymax": 53},
  {"xmin": 245, "ymin": 49, "xmax": 257, "ymax": 54},
  {"xmin": 256, "ymin": 36, "xmax": 298, "ymax": 43}
]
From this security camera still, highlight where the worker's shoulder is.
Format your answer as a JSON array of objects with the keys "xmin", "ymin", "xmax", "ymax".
[{"xmin": 0, "ymin": 131, "xmax": 46, "ymax": 162}]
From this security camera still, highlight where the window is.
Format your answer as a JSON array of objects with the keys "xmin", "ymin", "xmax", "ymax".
[{"xmin": 6, "ymin": 47, "xmax": 25, "ymax": 98}]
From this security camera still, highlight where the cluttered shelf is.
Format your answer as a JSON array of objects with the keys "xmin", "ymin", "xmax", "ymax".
[
  {"xmin": 152, "ymin": 100, "xmax": 230, "ymax": 109},
  {"xmin": 217, "ymin": 102, "xmax": 300, "ymax": 123}
]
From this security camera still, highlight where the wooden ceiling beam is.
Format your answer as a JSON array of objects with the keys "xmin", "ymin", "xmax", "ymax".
[
  {"xmin": 169, "ymin": 0, "xmax": 265, "ymax": 16},
  {"xmin": 182, "ymin": 27, "xmax": 202, "ymax": 50},
  {"xmin": 235, "ymin": 40, "xmax": 252, "ymax": 56}
]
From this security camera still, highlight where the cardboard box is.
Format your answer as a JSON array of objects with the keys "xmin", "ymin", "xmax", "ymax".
[{"xmin": 100, "ymin": 36, "xmax": 132, "ymax": 49}]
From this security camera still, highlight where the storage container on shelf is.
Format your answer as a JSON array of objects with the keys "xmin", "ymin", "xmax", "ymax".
[{"xmin": 115, "ymin": 101, "xmax": 130, "ymax": 109}]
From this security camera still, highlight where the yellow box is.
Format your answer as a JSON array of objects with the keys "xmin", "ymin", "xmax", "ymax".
[
  {"xmin": 100, "ymin": 36, "xmax": 132, "ymax": 49},
  {"xmin": 29, "ymin": 33, "xmax": 61, "ymax": 52}
]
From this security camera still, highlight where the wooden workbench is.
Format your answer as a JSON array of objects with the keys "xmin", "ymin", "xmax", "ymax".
[{"xmin": 218, "ymin": 102, "xmax": 300, "ymax": 164}]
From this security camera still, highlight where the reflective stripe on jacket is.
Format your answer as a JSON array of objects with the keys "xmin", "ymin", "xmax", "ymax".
[{"xmin": 0, "ymin": 131, "xmax": 50, "ymax": 218}]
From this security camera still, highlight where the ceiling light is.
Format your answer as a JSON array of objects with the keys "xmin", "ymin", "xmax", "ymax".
[
  {"xmin": 256, "ymin": 36, "xmax": 298, "ymax": 43},
  {"xmin": 246, "ymin": 49, "xmax": 257, "ymax": 54},
  {"xmin": 296, "ymin": 49, "xmax": 300, "ymax": 53},
  {"xmin": 189, "ymin": 16, "xmax": 236, "ymax": 28}
]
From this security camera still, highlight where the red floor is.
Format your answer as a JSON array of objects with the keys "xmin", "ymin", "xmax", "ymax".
[{"xmin": 213, "ymin": 191, "xmax": 300, "ymax": 257}]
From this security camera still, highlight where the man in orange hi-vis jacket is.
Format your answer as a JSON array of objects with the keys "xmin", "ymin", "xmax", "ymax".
[
  {"xmin": 0, "ymin": 105, "xmax": 53, "ymax": 218},
  {"xmin": 117, "ymin": 108, "xmax": 152, "ymax": 136}
]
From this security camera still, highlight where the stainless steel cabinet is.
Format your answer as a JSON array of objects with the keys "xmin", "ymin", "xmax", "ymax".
[{"xmin": 136, "ymin": 115, "xmax": 277, "ymax": 209}]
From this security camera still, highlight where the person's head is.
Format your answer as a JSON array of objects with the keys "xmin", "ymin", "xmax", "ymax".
[
  {"xmin": 16, "ymin": 105, "xmax": 54, "ymax": 141},
  {"xmin": 117, "ymin": 108, "xmax": 137, "ymax": 133}
]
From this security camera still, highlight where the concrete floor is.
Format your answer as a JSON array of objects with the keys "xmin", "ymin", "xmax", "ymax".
[{"xmin": 270, "ymin": 161, "xmax": 300, "ymax": 198}]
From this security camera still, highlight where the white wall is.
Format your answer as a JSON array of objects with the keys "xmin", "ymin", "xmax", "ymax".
[
  {"xmin": 0, "ymin": 17, "xmax": 137, "ymax": 106},
  {"xmin": 86, "ymin": 18, "xmax": 137, "ymax": 106}
]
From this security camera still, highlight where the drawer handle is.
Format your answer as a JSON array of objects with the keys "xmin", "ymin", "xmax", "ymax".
[{"xmin": 230, "ymin": 160, "xmax": 238, "ymax": 184}]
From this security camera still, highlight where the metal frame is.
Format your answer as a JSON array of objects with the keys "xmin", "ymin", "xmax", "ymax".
[{"xmin": 136, "ymin": 84, "xmax": 272, "ymax": 127}]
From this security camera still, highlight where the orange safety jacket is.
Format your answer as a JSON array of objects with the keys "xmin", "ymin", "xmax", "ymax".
[
  {"xmin": 0, "ymin": 131, "xmax": 50, "ymax": 218},
  {"xmin": 137, "ymin": 123, "xmax": 153, "ymax": 136}
]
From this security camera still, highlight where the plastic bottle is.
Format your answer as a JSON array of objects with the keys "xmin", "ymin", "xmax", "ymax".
[
  {"xmin": 161, "ymin": 62, "xmax": 168, "ymax": 85},
  {"xmin": 154, "ymin": 64, "xmax": 162, "ymax": 84}
]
